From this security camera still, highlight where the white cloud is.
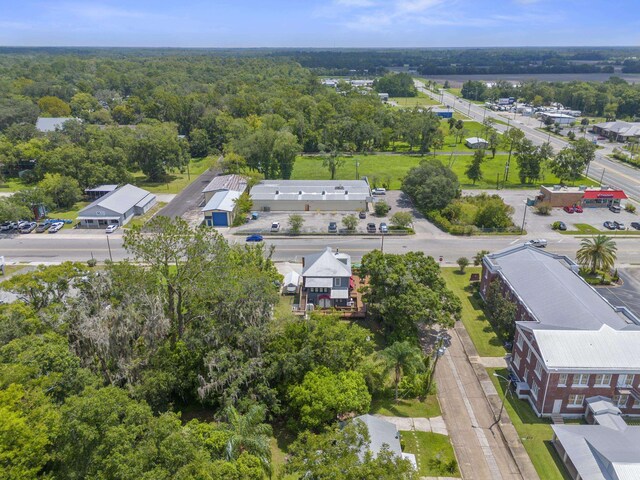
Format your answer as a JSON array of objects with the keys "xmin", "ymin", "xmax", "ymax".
[{"xmin": 46, "ymin": 2, "xmax": 150, "ymax": 20}]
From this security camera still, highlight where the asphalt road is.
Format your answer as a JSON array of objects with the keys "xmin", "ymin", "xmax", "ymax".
[
  {"xmin": 416, "ymin": 82, "xmax": 640, "ymax": 202},
  {"xmin": 157, "ymin": 167, "xmax": 218, "ymax": 219},
  {"xmin": 598, "ymin": 269, "xmax": 640, "ymax": 319},
  {"xmin": 3, "ymin": 232, "xmax": 640, "ymax": 267}
]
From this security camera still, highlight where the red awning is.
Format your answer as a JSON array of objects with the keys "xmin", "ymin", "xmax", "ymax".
[
  {"xmin": 349, "ymin": 277, "xmax": 355, "ymax": 289},
  {"xmin": 582, "ymin": 190, "xmax": 627, "ymax": 200}
]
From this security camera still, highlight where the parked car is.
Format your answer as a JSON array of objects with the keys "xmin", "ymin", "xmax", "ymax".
[
  {"xmin": 613, "ymin": 221, "xmax": 625, "ymax": 230},
  {"xmin": 20, "ymin": 222, "xmax": 37, "ymax": 234},
  {"xmin": 245, "ymin": 234, "xmax": 263, "ymax": 242},
  {"xmin": 526, "ymin": 239, "xmax": 547, "ymax": 248},
  {"xmin": 379, "ymin": 222, "xmax": 388, "ymax": 234},
  {"xmin": 573, "ymin": 205, "xmax": 583, "ymax": 213},
  {"xmin": 17, "ymin": 220, "xmax": 29, "ymax": 229},
  {"xmin": 105, "ymin": 224, "xmax": 119, "ymax": 234},
  {"xmin": 328, "ymin": 222, "xmax": 338, "ymax": 233},
  {"xmin": 631, "ymin": 222, "xmax": 640, "ymax": 230},
  {"xmin": 563, "ymin": 206, "xmax": 575, "ymax": 213},
  {"xmin": 556, "ymin": 221, "xmax": 567, "ymax": 231},
  {"xmin": 0, "ymin": 221, "xmax": 12, "ymax": 232},
  {"xmin": 358, "ymin": 211, "xmax": 367, "ymax": 219},
  {"xmin": 609, "ymin": 205, "xmax": 621, "ymax": 213},
  {"xmin": 35, "ymin": 223, "xmax": 50, "ymax": 233},
  {"xmin": 270, "ymin": 221, "xmax": 280, "ymax": 233},
  {"xmin": 366, "ymin": 222, "xmax": 376, "ymax": 233},
  {"xmin": 372, "ymin": 188, "xmax": 386, "ymax": 196},
  {"xmin": 48, "ymin": 222, "xmax": 64, "ymax": 233},
  {"xmin": 603, "ymin": 221, "xmax": 616, "ymax": 230}
]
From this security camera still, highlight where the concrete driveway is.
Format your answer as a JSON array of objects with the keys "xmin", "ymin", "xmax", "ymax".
[{"xmin": 597, "ymin": 269, "xmax": 640, "ymax": 319}]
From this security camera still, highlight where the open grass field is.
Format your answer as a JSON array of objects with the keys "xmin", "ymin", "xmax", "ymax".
[
  {"xmin": 441, "ymin": 267, "xmax": 506, "ymax": 357},
  {"xmin": 488, "ymin": 368, "xmax": 571, "ymax": 480},
  {"xmin": 133, "ymin": 157, "xmax": 214, "ymax": 194},
  {"xmin": 401, "ymin": 431, "xmax": 460, "ymax": 477},
  {"xmin": 292, "ymin": 153, "xmax": 597, "ymax": 191},
  {"xmin": 389, "ymin": 93, "xmax": 441, "ymax": 108}
]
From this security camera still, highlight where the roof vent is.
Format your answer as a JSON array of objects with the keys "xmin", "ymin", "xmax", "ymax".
[
  {"xmin": 344, "ymin": 191, "xmax": 348, "ymax": 195},
  {"xmin": 275, "ymin": 190, "xmax": 279, "ymax": 195},
  {"xmin": 322, "ymin": 190, "xmax": 326, "ymax": 195},
  {"xmin": 299, "ymin": 190, "xmax": 302, "ymax": 195},
  {"xmin": 335, "ymin": 185, "xmax": 345, "ymax": 190}
]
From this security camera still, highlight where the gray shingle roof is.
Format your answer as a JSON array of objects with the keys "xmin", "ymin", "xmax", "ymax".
[
  {"xmin": 78, "ymin": 184, "xmax": 155, "ymax": 216},
  {"xmin": 202, "ymin": 174, "xmax": 247, "ymax": 194},
  {"xmin": 302, "ymin": 247, "xmax": 351, "ymax": 278},
  {"xmin": 353, "ymin": 415, "xmax": 402, "ymax": 458}
]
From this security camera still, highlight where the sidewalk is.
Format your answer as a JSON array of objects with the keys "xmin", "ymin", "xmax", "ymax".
[
  {"xmin": 374, "ymin": 415, "xmax": 448, "ymax": 435},
  {"xmin": 436, "ymin": 323, "xmax": 525, "ymax": 479}
]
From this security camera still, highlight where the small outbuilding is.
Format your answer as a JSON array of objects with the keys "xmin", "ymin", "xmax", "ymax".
[
  {"xmin": 282, "ymin": 271, "xmax": 301, "ymax": 294},
  {"xmin": 432, "ymin": 108, "xmax": 453, "ymax": 119},
  {"xmin": 540, "ymin": 113, "xmax": 574, "ymax": 126},
  {"xmin": 202, "ymin": 190, "xmax": 242, "ymax": 227},
  {"xmin": 85, "ymin": 184, "xmax": 119, "ymax": 201},
  {"xmin": 465, "ymin": 137, "xmax": 489, "ymax": 149},
  {"xmin": 77, "ymin": 184, "xmax": 156, "ymax": 228}
]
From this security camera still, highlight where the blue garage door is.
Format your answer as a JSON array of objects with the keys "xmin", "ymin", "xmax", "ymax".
[{"xmin": 212, "ymin": 212, "xmax": 228, "ymax": 226}]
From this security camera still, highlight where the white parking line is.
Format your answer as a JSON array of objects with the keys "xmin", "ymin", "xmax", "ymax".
[{"xmin": 509, "ymin": 238, "xmax": 521, "ymax": 245}]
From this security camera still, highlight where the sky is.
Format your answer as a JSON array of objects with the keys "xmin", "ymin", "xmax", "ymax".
[{"xmin": 0, "ymin": 0, "xmax": 638, "ymax": 48}]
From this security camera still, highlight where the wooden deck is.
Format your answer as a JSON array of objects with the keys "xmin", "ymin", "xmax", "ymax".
[{"xmin": 291, "ymin": 275, "xmax": 367, "ymax": 319}]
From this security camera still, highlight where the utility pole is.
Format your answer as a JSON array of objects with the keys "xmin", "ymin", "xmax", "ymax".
[
  {"xmin": 521, "ymin": 203, "xmax": 528, "ymax": 233},
  {"xmin": 106, "ymin": 235, "xmax": 113, "ymax": 262},
  {"xmin": 380, "ymin": 230, "xmax": 385, "ymax": 253},
  {"xmin": 600, "ymin": 168, "xmax": 606, "ymax": 185}
]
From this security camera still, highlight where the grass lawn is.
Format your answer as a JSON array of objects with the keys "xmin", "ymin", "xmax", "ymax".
[
  {"xmin": 275, "ymin": 294, "xmax": 298, "ymax": 320},
  {"xmin": 440, "ymin": 267, "xmax": 506, "ymax": 357},
  {"xmin": 48, "ymin": 201, "xmax": 90, "ymax": 229},
  {"xmin": 401, "ymin": 431, "xmax": 460, "ymax": 477},
  {"xmin": 447, "ymin": 88, "xmax": 462, "ymax": 97},
  {"xmin": 132, "ymin": 157, "xmax": 214, "ymax": 194},
  {"xmin": 560, "ymin": 223, "xmax": 640, "ymax": 236},
  {"xmin": 390, "ymin": 93, "xmax": 440, "ymax": 108},
  {"xmin": 292, "ymin": 153, "xmax": 597, "ymax": 191},
  {"xmin": 270, "ymin": 425, "xmax": 298, "ymax": 480},
  {"xmin": 125, "ymin": 201, "xmax": 167, "ymax": 229},
  {"xmin": 370, "ymin": 394, "xmax": 441, "ymax": 419},
  {"xmin": 0, "ymin": 176, "xmax": 27, "ymax": 192},
  {"xmin": 488, "ymin": 368, "xmax": 571, "ymax": 480},
  {"xmin": 1, "ymin": 265, "xmax": 28, "ymax": 277}
]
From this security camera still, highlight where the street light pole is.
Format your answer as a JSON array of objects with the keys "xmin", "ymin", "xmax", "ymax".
[{"xmin": 493, "ymin": 372, "xmax": 514, "ymax": 424}]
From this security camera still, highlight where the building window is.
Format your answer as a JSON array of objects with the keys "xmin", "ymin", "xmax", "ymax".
[
  {"xmin": 612, "ymin": 394, "xmax": 629, "ymax": 408},
  {"xmin": 534, "ymin": 361, "xmax": 543, "ymax": 379},
  {"xmin": 633, "ymin": 398, "xmax": 640, "ymax": 409},
  {"xmin": 618, "ymin": 374, "xmax": 635, "ymax": 387},
  {"xmin": 531, "ymin": 382, "xmax": 539, "ymax": 399},
  {"xmin": 334, "ymin": 277, "xmax": 342, "ymax": 287},
  {"xmin": 567, "ymin": 394, "xmax": 585, "ymax": 408},
  {"xmin": 516, "ymin": 333, "xmax": 524, "ymax": 350},
  {"xmin": 526, "ymin": 348, "xmax": 531, "ymax": 363},
  {"xmin": 573, "ymin": 374, "xmax": 589, "ymax": 387},
  {"xmin": 523, "ymin": 368, "xmax": 529, "ymax": 382},
  {"xmin": 558, "ymin": 374, "xmax": 568, "ymax": 387},
  {"xmin": 512, "ymin": 353, "xmax": 521, "ymax": 369},
  {"xmin": 594, "ymin": 374, "xmax": 612, "ymax": 387}
]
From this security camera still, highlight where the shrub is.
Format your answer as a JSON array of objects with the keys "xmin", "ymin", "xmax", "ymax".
[
  {"xmin": 535, "ymin": 203, "xmax": 552, "ymax": 215},
  {"xmin": 625, "ymin": 203, "xmax": 636, "ymax": 213},
  {"xmin": 87, "ymin": 258, "xmax": 97, "ymax": 267},
  {"xmin": 288, "ymin": 214, "xmax": 304, "ymax": 234},
  {"xmin": 390, "ymin": 211, "xmax": 412, "ymax": 229},
  {"xmin": 552, "ymin": 221, "xmax": 563, "ymax": 230},
  {"xmin": 374, "ymin": 200, "xmax": 391, "ymax": 217},
  {"xmin": 457, "ymin": 257, "xmax": 469, "ymax": 273},
  {"xmin": 342, "ymin": 214, "xmax": 358, "ymax": 231}
]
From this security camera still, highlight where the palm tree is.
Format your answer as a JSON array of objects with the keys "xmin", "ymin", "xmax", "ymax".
[
  {"xmin": 381, "ymin": 341, "xmax": 424, "ymax": 402},
  {"xmin": 224, "ymin": 404, "xmax": 273, "ymax": 477},
  {"xmin": 576, "ymin": 235, "xmax": 617, "ymax": 274}
]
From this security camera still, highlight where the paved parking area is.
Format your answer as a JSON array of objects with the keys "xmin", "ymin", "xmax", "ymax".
[{"xmin": 598, "ymin": 269, "xmax": 640, "ymax": 319}]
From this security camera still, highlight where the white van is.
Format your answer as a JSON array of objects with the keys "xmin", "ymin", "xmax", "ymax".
[{"xmin": 271, "ymin": 221, "xmax": 281, "ymax": 232}]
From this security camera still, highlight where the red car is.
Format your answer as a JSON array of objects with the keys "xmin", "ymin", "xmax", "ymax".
[
  {"xmin": 563, "ymin": 206, "xmax": 575, "ymax": 213},
  {"xmin": 573, "ymin": 205, "xmax": 583, "ymax": 213}
]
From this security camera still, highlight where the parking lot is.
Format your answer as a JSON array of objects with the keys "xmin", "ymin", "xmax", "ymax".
[
  {"xmin": 598, "ymin": 269, "xmax": 640, "ymax": 319},
  {"xmin": 482, "ymin": 189, "xmax": 640, "ymax": 236}
]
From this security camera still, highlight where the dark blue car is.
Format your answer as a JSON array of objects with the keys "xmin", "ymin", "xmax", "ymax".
[{"xmin": 245, "ymin": 234, "xmax": 264, "ymax": 242}]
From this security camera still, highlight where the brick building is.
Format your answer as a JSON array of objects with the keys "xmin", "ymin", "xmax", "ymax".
[{"xmin": 481, "ymin": 245, "xmax": 640, "ymax": 418}]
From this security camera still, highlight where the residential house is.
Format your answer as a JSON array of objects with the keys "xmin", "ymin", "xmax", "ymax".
[
  {"xmin": 353, "ymin": 415, "xmax": 417, "ymax": 468},
  {"xmin": 301, "ymin": 247, "xmax": 353, "ymax": 309},
  {"xmin": 481, "ymin": 245, "xmax": 640, "ymax": 418},
  {"xmin": 77, "ymin": 184, "xmax": 156, "ymax": 228}
]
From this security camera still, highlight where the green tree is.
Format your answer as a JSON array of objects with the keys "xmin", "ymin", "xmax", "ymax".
[
  {"xmin": 389, "ymin": 211, "xmax": 412, "ymax": 229},
  {"xmin": 573, "ymin": 137, "xmax": 598, "ymax": 171},
  {"xmin": 381, "ymin": 341, "xmax": 423, "ymax": 402},
  {"xmin": 474, "ymin": 196, "xmax": 514, "ymax": 229},
  {"xmin": 224, "ymin": 404, "xmax": 272, "ymax": 477},
  {"xmin": 374, "ymin": 73, "xmax": 417, "ymax": 97},
  {"xmin": 576, "ymin": 235, "xmax": 617, "ymax": 274},
  {"xmin": 0, "ymin": 198, "xmax": 32, "ymax": 223},
  {"xmin": 342, "ymin": 214, "xmax": 358, "ymax": 231},
  {"xmin": 485, "ymin": 280, "xmax": 517, "ymax": 341},
  {"xmin": 474, "ymin": 250, "xmax": 490, "ymax": 266},
  {"xmin": 37, "ymin": 96, "xmax": 71, "ymax": 117},
  {"xmin": 37, "ymin": 173, "xmax": 82, "ymax": 209},
  {"xmin": 550, "ymin": 147, "xmax": 587, "ymax": 184},
  {"xmin": 465, "ymin": 149, "xmax": 484, "ymax": 184},
  {"xmin": 321, "ymin": 149, "xmax": 345, "ymax": 180},
  {"xmin": 288, "ymin": 214, "xmax": 304, "ymax": 234},
  {"xmin": 0, "ymin": 97, "xmax": 39, "ymax": 130},
  {"xmin": 288, "ymin": 367, "xmax": 371, "ymax": 430},
  {"xmin": 457, "ymin": 257, "xmax": 470, "ymax": 273},
  {"xmin": 360, "ymin": 251, "xmax": 461, "ymax": 340},
  {"xmin": 285, "ymin": 421, "xmax": 417, "ymax": 479},
  {"xmin": 129, "ymin": 123, "xmax": 190, "ymax": 181},
  {"xmin": 402, "ymin": 159, "xmax": 459, "ymax": 212},
  {"xmin": 501, "ymin": 128, "xmax": 525, "ymax": 182},
  {"xmin": 488, "ymin": 131, "xmax": 499, "ymax": 158},
  {"xmin": 374, "ymin": 200, "xmax": 391, "ymax": 217}
]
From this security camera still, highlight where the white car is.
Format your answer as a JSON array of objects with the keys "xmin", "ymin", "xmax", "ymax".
[
  {"xmin": 48, "ymin": 222, "xmax": 64, "ymax": 233},
  {"xmin": 526, "ymin": 239, "xmax": 547, "ymax": 248},
  {"xmin": 105, "ymin": 224, "xmax": 119, "ymax": 234},
  {"xmin": 270, "ymin": 221, "xmax": 280, "ymax": 233},
  {"xmin": 372, "ymin": 188, "xmax": 386, "ymax": 196}
]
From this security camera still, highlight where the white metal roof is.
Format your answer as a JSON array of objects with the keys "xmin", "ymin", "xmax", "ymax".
[
  {"xmin": 465, "ymin": 137, "xmax": 488, "ymax": 144},
  {"xmin": 201, "ymin": 190, "xmax": 241, "ymax": 213},
  {"xmin": 305, "ymin": 277, "xmax": 333, "ymax": 288},
  {"xmin": 283, "ymin": 271, "xmax": 300, "ymax": 287},
  {"xmin": 202, "ymin": 174, "xmax": 247, "ymax": 194},
  {"xmin": 78, "ymin": 184, "xmax": 155, "ymax": 216},
  {"xmin": 302, "ymin": 247, "xmax": 351, "ymax": 278},
  {"xmin": 529, "ymin": 325, "xmax": 640, "ymax": 371},
  {"xmin": 85, "ymin": 184, "xmax": 118, "ymax": 193},
  {"xmin": 250, "ymin": 180, "xmax": 370, "ymax": 202}
]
